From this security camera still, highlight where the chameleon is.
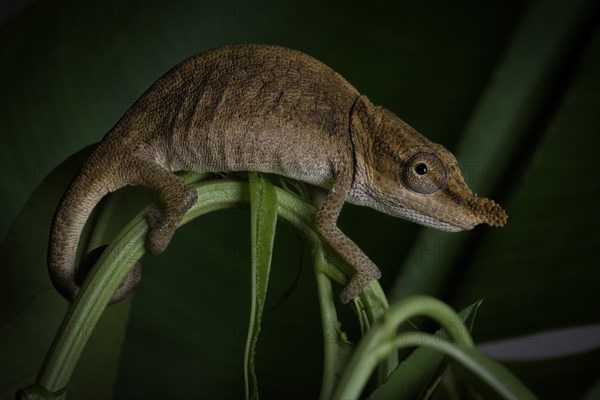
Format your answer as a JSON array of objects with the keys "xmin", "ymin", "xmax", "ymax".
[{"xmin": 48, "ymin": 44, "xmax": 507, "ymax": 305}]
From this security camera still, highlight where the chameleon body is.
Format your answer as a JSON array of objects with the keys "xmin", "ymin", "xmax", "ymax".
[{"xmin": 48, "ymin": 44, "xmax": 507, "ymax": 304}]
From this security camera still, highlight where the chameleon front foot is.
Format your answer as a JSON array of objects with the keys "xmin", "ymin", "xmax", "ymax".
[
  {"xmin": 339, "ymin": 268, "xmax": 382, "ymax": 304},
  {"xmin": 146, "ymin": 208, "xmax": 179, "ymax": 254},
  {"xmin": 145, "ymin": 185, "xmax": 198, "ymax": 254}
]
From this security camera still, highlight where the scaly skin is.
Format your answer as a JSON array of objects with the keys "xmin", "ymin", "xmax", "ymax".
[{"xmin": 48, "ymin": 44, "xmax": 507, "ymax": 305}]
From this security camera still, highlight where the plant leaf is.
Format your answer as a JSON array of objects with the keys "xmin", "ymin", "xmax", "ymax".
[
  {"xmin": 369, "ymin": 300, "xmax": 483, "ymax": 400},
  {"xmin": 244, "ymin": 173, "xmax": 278, "ymax": 400},
  {"xmin": 336, "ymin": 318, "xmax": 534, "ymax": 399},
  {"xmin": 452, "ymin": 16, "xmax": 600, "ymax": 342},
  {"xmin": 333, "ymin": 296, "xmax": 475, "ymax": 399},
  {"xmin": 390, "ymin": 0, "xmax": 599, "ymax": 304},
  {"xmin": 416, "ymin": 339, "xmax": 537, "ymax": 399}
]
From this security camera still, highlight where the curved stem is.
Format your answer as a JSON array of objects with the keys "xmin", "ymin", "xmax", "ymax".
[
  {"xmin": 36, "ymin": 181, "xmax": 251, "ymax": 392},
  {"xmin": 36, "ymin": 179, "xmax": 391, "ymax": 395},
  {"xmin": 336, "ymin": 333, "xmax": 536, "ymax": 400},
  {"xmin": 333, "ymin": 296, "xmax": 474, "ymax": 399}
]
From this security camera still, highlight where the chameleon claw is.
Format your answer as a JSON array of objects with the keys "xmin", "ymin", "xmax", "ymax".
[
  {"xmin": 339, "ymin": 269, "xmax": 380, "ymax": 304},
  {"xmin": 146, "ymin": 208, "xmax": 162, "ymax": 227},
  {"xmin": 146, "ymin": 209, "xmax": 173, "ymax": 254}
]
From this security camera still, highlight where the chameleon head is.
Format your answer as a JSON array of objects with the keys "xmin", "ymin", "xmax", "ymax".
[{"xmin": 349, "ymin": 95, "xmax": 507, "ymax": 232}]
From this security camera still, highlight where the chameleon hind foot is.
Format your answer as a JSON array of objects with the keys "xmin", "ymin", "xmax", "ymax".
[
  {"xmin": 339, "ymin": 268, "xmax": 382, "ymax": 304},
  {"xmin": 145, "ymin": 183, "xmax": 198, "ymax": 254}
]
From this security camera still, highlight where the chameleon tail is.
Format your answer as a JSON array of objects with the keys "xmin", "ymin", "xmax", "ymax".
[{"xmin": 47, "ymin": 152, "xmax": 140, "ymax": 304}]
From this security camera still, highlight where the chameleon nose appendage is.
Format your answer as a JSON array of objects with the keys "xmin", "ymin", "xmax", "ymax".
[{"xmin": 467, "ymin": 196, "xmax": 508, "ymax": 227}]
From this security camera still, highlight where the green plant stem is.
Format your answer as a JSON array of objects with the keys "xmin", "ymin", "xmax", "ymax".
[
  {"xmin": 277, "ymin": 196, "xmax": 397, "ymax": 391},
  {"xmin": 313, "ymin": 249, "xmax": 353, "ymax": 400},
  {"xmin": 374, "ymin": 335, "xmax": 536, "ymax": 400},
  {"xmin": 35, "ymin": 179, "xmax": 392, "ymax": 395},
  {"xmin": 36, "ymin": 214, "xmax": 146, "ymax": 393},
  {"xmin": 333, "ymin": 296, "xmax": 474, "ymax": 399},
  {"xmin": 36, "ymin": 181, "xmax": 247, "ymax": 392}
]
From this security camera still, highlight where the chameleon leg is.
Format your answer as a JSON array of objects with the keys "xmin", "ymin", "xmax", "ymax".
[
  {"xmin": 132, "ymin": 161, "xmax": 198, "ymax": 255},
  {"xmin": 315, "ymin": 169, "xmax": 381, "ymax": 303}
]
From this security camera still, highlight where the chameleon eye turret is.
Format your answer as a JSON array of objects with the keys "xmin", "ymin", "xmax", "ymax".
[{"xmin": 402, "ymin": 152, "xmax": 447, "ymax": 195}]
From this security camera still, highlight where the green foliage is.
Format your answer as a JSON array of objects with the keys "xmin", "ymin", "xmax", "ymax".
[
  {"xmin": 3, "ymin": 167, "xmax": 532, "ymax": 399},
  {"xmin": 245, "ymin": 173, "xmax": 278, "ymax": 399}
]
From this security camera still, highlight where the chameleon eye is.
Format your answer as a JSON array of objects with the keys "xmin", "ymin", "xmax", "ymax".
[
  {"xmin": 403, "ymin": 153, "xmax": 447, "ymax": 194},
  {"xmin": 415, "ymin": 163, "xmax": 428, "ymax": 175}
]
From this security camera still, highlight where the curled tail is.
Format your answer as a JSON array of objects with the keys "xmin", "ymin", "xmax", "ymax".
[{"xmin": 48, "ymin": 153, "xmax": 140, "ymax": 304}]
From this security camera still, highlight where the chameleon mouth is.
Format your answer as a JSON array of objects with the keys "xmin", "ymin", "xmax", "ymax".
[
  {"xmin": 394, "ymin": 200, "xmax": 479, "ymax": 232},
  {"xmin": 366, "ymin": 187, "xmax": 507, "ymax": 232},
  {"xmin": 403, "ymin": 195, "xmax": 507, "ymax": 232}
]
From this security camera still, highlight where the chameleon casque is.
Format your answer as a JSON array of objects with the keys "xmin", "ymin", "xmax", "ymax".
[{"xmin": 48, "ymin": 44, "xmax": 507, "ymax": 305}]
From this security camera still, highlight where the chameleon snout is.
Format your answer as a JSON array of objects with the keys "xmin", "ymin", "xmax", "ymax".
[{"xmin": 467, "ymin": 196, "xmax": 508, "ymax": 227}]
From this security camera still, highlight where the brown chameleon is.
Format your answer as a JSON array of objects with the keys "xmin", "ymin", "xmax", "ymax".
[{"xmin": 48, "ymin": 44, "xmax": 507, "ymax": 305}]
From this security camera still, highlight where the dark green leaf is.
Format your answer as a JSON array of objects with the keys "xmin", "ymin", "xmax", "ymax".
[
  {"xmin": 453, "ymin": 7, "xmax": 600, "ymax": 341},
  {"xmin": 390, "ymin": 0, "xmax": 599, "ymax": 306},
  {"xmin": 244, "ymin": 173, "xmax": 278, "ymax": 400}
]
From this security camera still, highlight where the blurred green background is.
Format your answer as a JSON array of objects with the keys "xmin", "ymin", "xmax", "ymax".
[{"xmin": 1, "ymin": 0, "xmax": 599, "ymax": 398}]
